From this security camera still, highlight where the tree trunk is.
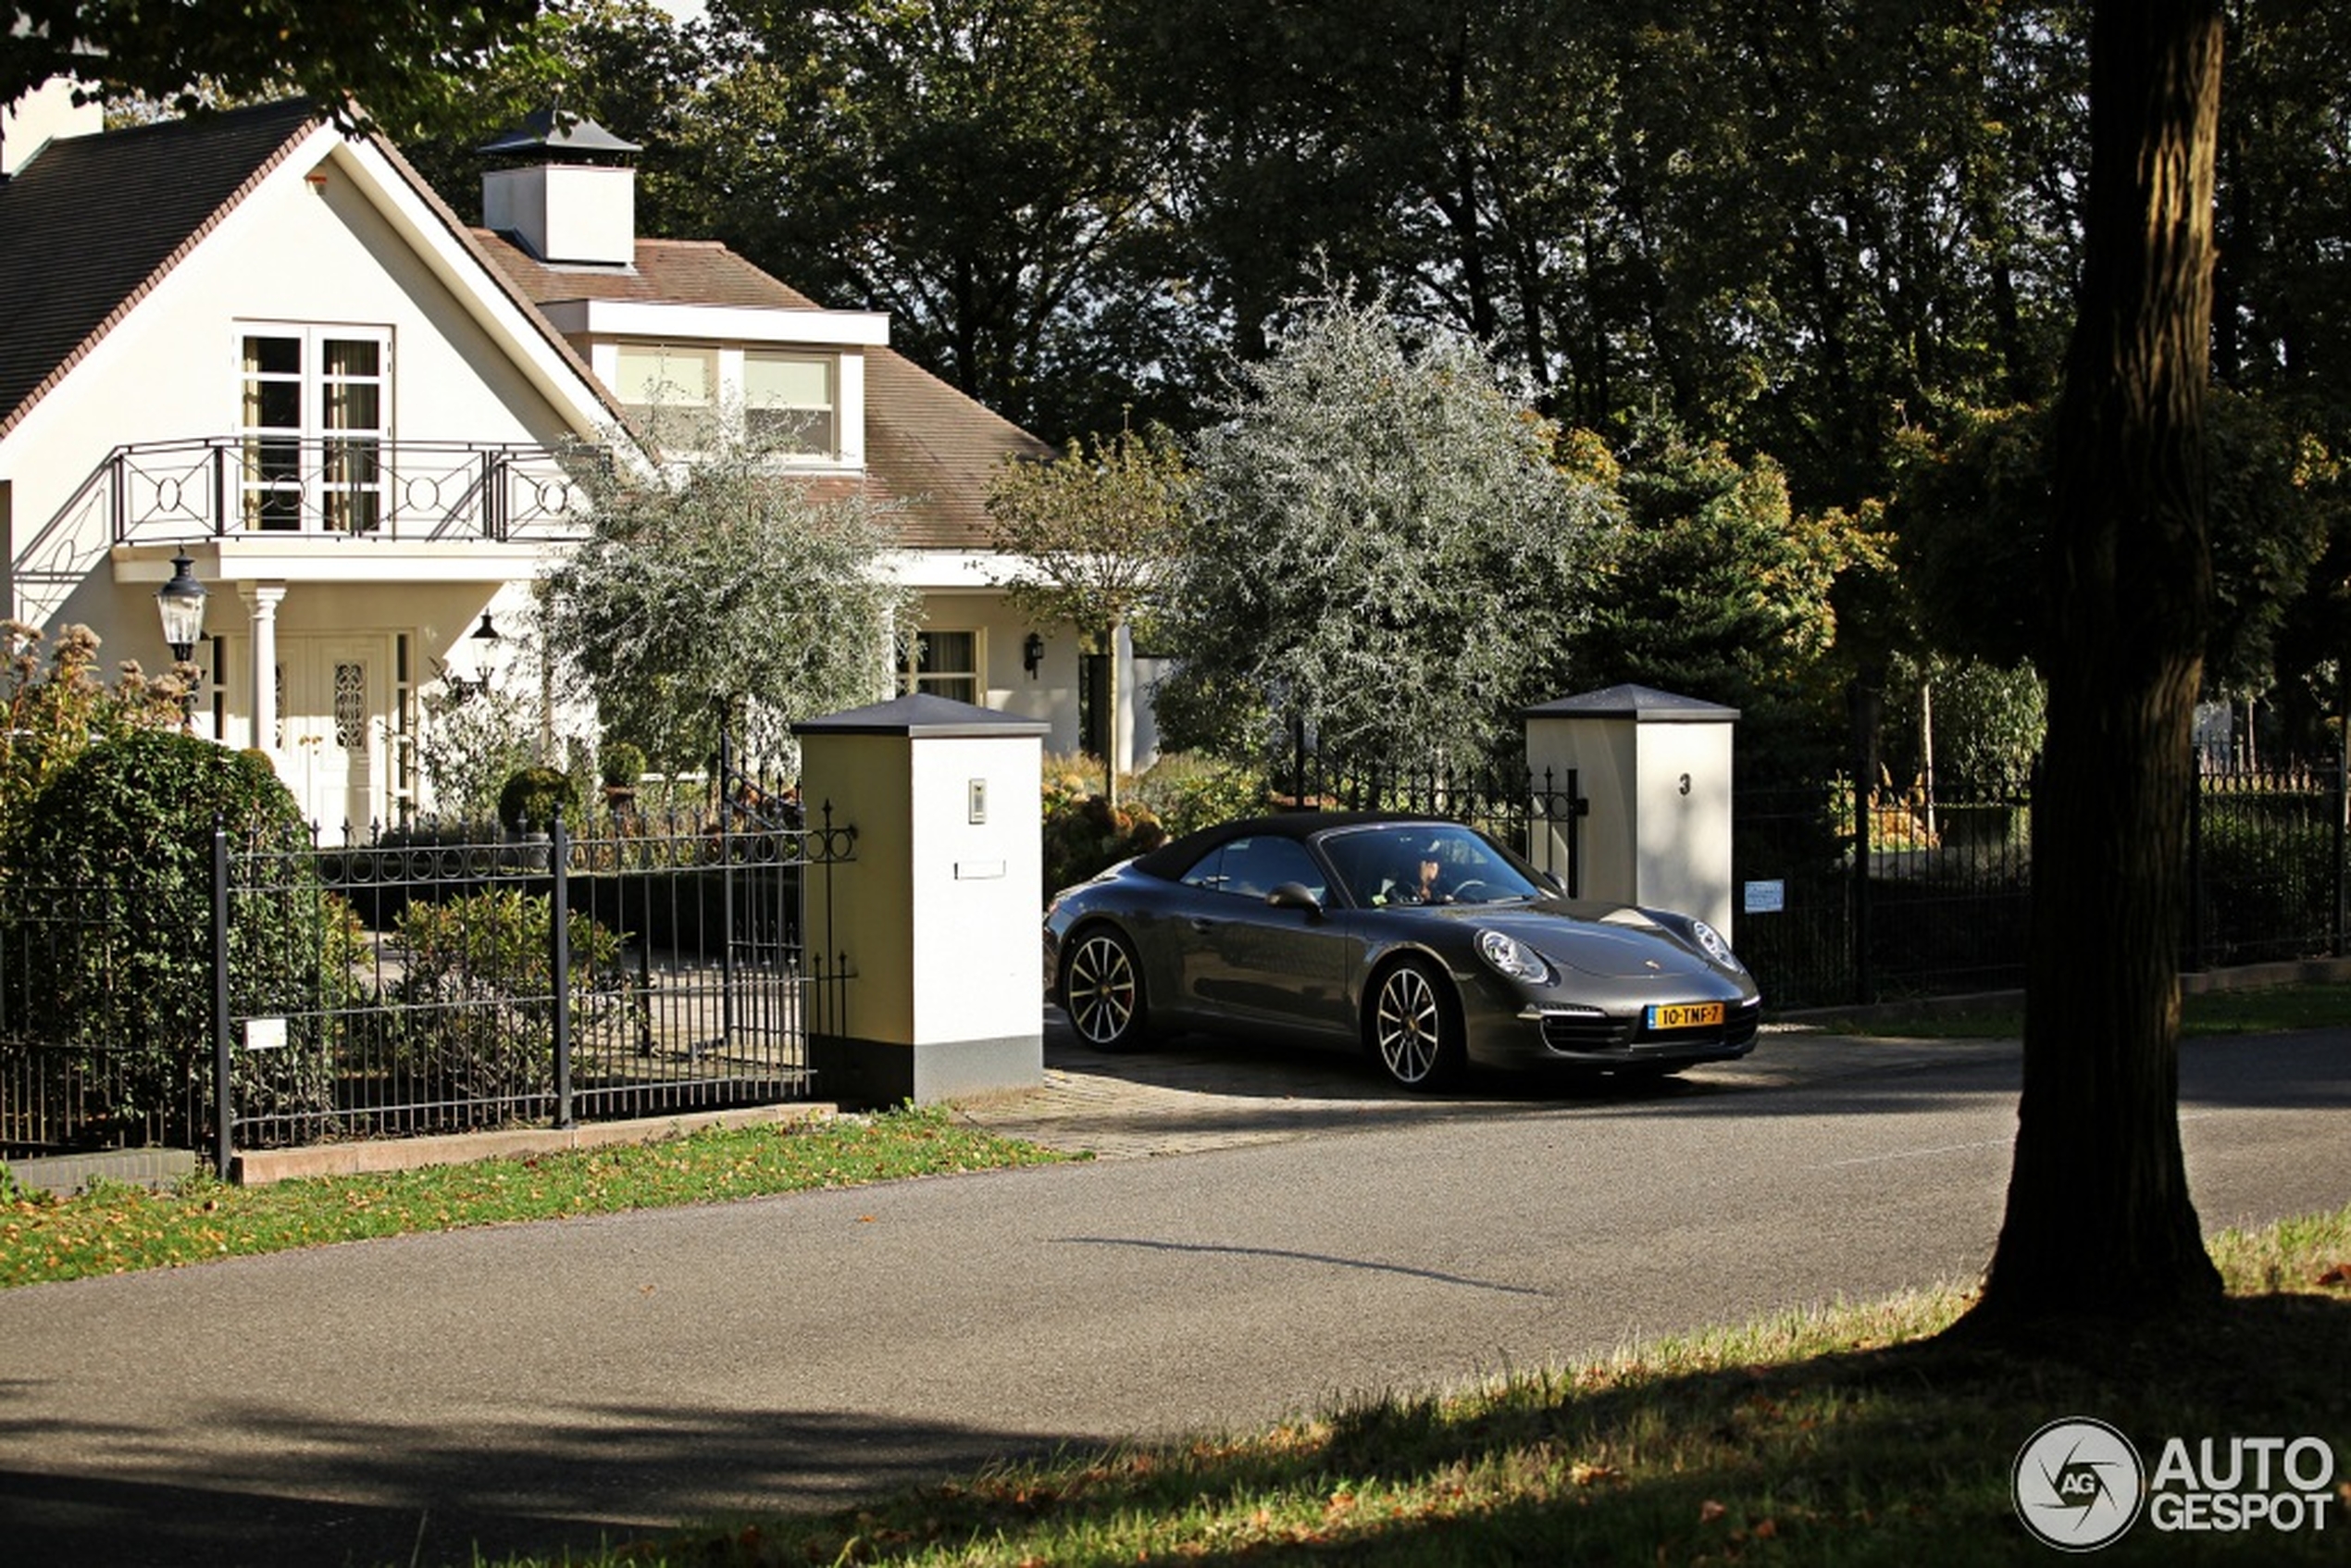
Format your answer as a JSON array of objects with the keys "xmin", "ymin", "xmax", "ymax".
[{"xmin": 1971, "ymin": 1, "xmax": 2227, "ymax": 1323}]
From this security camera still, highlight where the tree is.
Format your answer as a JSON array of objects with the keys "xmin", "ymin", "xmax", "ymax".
[
  {"xmin": 1971, "ymin": 0, "xmax": 2228, "ymax": 1322},
  {"xmin": 1568, "ymin": 420, "xmax": 1883, "ymax": 786},
  {"xmin": 986, "ymin": 425, "xmax": 1192, "ymax": 806},
  {"xmin": 538, "ymin": 438, "xmax": 920, "ymax": 778},
  {"xmin": 2, "ymin": 0, "xmax": 543, "ymax": 131},
  {"xmin": 1163, "ymin": 287, "xmax": 1615, "ymax": 773},
  {"xmin": 678, "ymin": 0, "xmax": 1163, "ymax": 442}
]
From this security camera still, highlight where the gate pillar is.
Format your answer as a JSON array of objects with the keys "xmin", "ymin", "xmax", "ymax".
[
  {"xmin": 794, "ymin": 694, "xmax": 1049, "ymax": 1109},
  {"xmin": 1523, "ymin": 684, "xmax": 1738, "ymax": 931}
]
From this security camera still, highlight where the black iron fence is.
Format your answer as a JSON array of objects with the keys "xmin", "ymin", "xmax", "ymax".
[
  {"xmin": 1274, "ymin": 753, "xmax": 1587, "ymax": 891},
  {"xmin": 1734, "ymin": 761, "xmax": 2348, "ymax": 1008},
  {"xmin": 0, "ymin": 803, "xmax": 851, "ymax": 1169},
  {"xmin": 1281, "ymin": 746, "xmax": 2345, "ymax": 1012}
]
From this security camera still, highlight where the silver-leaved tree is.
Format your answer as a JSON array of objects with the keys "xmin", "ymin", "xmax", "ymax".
[
  {"xmin": 1163, "ymin": 287, "xmax": 1619, "ymax": 775},
  {"xmin": 539, "ymin": 436, "xmax": 920, "ymax": 781}
]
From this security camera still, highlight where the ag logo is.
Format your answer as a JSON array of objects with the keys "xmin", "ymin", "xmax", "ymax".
[{"xmin": 2014, "ymin": 1418, "xmax": 2146, "ymax": 1550}]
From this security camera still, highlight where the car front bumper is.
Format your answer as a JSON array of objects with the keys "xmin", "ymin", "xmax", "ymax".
[{"xmin": 1462, "ymin": 997, "xmax": 1763, "ymax": 1071}]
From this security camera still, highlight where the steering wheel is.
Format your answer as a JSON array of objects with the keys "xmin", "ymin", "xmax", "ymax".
[{"xmin": 1448, "ymin": 878, "xmax": 1490, "ymax": 902}]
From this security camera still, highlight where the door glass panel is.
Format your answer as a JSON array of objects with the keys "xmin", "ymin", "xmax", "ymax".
[
  {"xmin": 238, "ymin": 327, "xmax": 391, "ymax": 531},
  {"xmin": 333, "ymin": 663, "xmax": 365, "ymax": 751}
]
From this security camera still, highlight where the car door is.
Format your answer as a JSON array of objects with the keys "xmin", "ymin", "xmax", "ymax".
[{"xmin": 1171, "ymin": 835, "xmax": 1352, "ymax": 1038}]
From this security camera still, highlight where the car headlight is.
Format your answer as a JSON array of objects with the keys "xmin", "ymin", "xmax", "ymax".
[
  {"xmin": 1476, "ymin": 928, "xmax": 1555, "ymax": 985},
  {"xmin": 1689, "ymin": 919, "xmax": 1744, "ymax": 973}
]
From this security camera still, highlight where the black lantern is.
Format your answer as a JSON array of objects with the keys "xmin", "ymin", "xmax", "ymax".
[
  {"xmin": 1023, "ymin": 631, "xmax": 1045, "ymax": 678},
  {"xmin": 155, "ymin": 552, "xmax": 207, "ymax": 664}
]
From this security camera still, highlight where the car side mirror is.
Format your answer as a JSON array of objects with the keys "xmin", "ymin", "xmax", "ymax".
[
  {"xmin": 1266, "ymin": 881, "xmax": 1324, "ymax": 915},
  {"xmin": 1539, "ymin": 870, "xmax": 1567, "ymax": 894}
]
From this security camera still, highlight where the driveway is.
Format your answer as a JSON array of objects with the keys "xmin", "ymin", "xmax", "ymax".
[{"xmin": 953, "ymin": 1009, "xmax": 1988, "ymax": 1159}]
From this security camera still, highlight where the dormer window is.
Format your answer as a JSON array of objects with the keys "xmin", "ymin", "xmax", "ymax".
[
  {"xmin": 616, "ymin": 342, "xmax": 718, "ymax": 453},
  {"xmin": 615, "ymin": 342, "xmax": 840, "ymax": 459},
  {"xmin": 745, "ymin": 350, "xmax": 837, "ymax": 455}
]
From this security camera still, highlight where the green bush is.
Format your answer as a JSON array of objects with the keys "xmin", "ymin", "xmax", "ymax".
[
  {"xmin": 599, "ymin": 740, "xmax": 648, "ymax": 790},
  {"xmin": 389, "ymin": 887, "xmax": 626, "ymax": 1113},
  {"xmin": 1042, "ymin": 794, "xmax": 1167, "ymax": 902},
  {"xmin": 497, "ymin": 765, "xmax": 579, "ymax": 833},
  {"xmin": 7, "ymin": 728, "xmax": 347, "ymax": 1141},
  {"xmin": 1131, "ymin": 753, "xmax": 1267, "ymax": 839}
]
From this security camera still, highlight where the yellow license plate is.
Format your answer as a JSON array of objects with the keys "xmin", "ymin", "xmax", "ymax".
[{"xmin": 1646, "ymin": 1002, "xmax": 1724, "ymax": 1030}]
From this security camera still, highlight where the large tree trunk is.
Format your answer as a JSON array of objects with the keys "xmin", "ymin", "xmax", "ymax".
[{"xmin": 1971, "ymin": 2, "xmax": 2227, "ymax": 1322}]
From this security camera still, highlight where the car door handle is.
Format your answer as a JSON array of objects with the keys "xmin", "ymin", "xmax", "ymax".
[{"xmin": 1188, "ymin": 917, "xmax": 1217, "ymax": 934}]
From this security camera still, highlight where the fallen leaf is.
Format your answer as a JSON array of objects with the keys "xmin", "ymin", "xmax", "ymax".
[{"xmin": 1700, "ymin": 1500, "xmax": 1728, "ymax": 1524}]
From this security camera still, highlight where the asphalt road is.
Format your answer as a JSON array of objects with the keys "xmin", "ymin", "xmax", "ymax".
[{"xmin": 2, "ymin": 1025, "xmax": 2345, "ymax": 1568}]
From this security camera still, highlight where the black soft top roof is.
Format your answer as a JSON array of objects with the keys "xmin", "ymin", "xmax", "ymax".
[{"xmin": 1127, "ymin": 810, "xmax": 1459, "ymax": 881}]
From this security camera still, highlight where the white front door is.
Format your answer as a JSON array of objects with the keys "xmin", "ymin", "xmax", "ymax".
[{"xmin": 279, "ymin": 637, "xmax": 383, "ymax": 840}]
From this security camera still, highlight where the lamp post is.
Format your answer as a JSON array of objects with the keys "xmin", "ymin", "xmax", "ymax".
[{"xmin": 155, "ymin": 551, "xmax": 207, "ymax": 728}]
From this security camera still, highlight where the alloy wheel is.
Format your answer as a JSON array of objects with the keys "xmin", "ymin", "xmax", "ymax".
[{"xmin": 1064, "ymin": 930, "xmax": 1142, "ymax": 1048}]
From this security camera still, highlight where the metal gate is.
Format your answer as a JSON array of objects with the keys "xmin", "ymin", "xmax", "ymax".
[{"xmin": 214, "ymin": 801, "xmax": 848, "ymax": 1169}]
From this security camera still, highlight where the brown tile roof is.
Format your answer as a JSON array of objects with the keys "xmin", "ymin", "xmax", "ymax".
[
  {"xmin": 0, "ymin": 100, "xmax": 317, "ymax": 439},
  {"xmin": 476, "ymin": 232, "xmax": 1051, "ymax": 549}
]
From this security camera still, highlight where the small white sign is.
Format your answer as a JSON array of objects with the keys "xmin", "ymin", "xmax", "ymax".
[
  {"xmin": 1743, "ymin": 879, "xmax": 1786, "ymax": 915},
  {"xmin": 956, "ymin": 860, "xmax": 1006, "ymax": 880},
  {"xmin": 243, "ymin": 1016, "xmax": 288, "ymax": 1052}
]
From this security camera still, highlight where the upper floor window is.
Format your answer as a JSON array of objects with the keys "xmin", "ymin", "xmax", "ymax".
[
  {"xmin": 616, "ymin": 342, "xmax": 840, "ymax": 459},
  {"xmin": 616, "ymin": 342, "xmax": 719, "ymax": 453},
  {"xmin": 745, "ymin": 351, "xmax": 837, "ymax": 456},
  {"xmin": 239, "ymin": 326, "xmax": 390, "ymax": 532}
]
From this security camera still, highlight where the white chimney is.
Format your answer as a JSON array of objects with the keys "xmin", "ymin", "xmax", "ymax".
[{"xmin": 479, "ymin": 108, "xmax": 641, "ymax": 267}]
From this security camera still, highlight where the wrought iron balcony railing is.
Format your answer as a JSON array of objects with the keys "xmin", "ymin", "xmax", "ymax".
[{"xmin": 99, "ymin": 437, "xmax": 602, "ymax": 544}]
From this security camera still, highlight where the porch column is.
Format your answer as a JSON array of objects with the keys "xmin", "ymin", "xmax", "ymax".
[{"xmin": 243, "ymin": 582, "xmax": 285, "ymax": 755}]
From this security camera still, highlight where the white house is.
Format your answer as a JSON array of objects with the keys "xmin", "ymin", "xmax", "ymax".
[{"xmin": 0, "ymin": 96, "xmax": 1152, "ymax": 838}]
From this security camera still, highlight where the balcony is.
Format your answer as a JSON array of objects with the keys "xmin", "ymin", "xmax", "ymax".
[{"xmin": 98, "ymin": 437, "xmax": 600, "ymax": 545}]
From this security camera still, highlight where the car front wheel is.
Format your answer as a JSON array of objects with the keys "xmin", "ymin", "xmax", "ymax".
[
  {"xmin": 1369, "ymin": 959, "xmax": 1461, "ymax": 1090},
  {"xmin": 1063, "ymin": 927, "xmax": 1148, "ymax": 1050}
]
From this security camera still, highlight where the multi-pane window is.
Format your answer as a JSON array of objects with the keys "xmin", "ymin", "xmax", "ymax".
[
  {"xmin": 239, "ymin": 328, "xmax": 389, "ymax": 531},
  {"xmin": 744, "ymin": 351, "xmax": 837, "ymax": 455},
  {"xmin": 907, "ymin": 630, "xmax": 979, "ymax": 703},
  {"xmin": 616, "ymin": 343, "xmax": 719, "ymax": 453}
]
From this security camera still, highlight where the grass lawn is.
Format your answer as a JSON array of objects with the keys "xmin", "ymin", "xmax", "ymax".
[{"xmin": 0, "ymin": 1106, "xmax": 1073, "ymax": 1288}]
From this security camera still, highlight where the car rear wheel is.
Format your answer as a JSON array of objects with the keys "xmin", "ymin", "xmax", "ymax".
[
  {"xmin": 1369, "ymin": 959, "xmax": 1462, "ymax": 1090},
  {"xmin": 1063, "ymin": 927, "xmax": 1148, "ymax": 1051}
]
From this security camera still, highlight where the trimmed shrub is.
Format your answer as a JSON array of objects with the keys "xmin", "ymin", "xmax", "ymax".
[
  {"xmin": 599, "ymin": 740, "xmax": 647, "ymax": 790},
  {"xmin": 497, "ymin": 765, "xmax": 578, "ymax": 833},
  {"xmin": 388, "ymin": 887, "xmax": 626, "ymax": 1114},
  {"xmin": 7, "ymin": 729, "xmax": 347, "ymax": 1142}
]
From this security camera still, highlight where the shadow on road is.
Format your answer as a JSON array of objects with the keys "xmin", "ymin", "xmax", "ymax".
[{"xmin": 0, "ymin": 1400, "xmax": 1099, "ymax": 1568}]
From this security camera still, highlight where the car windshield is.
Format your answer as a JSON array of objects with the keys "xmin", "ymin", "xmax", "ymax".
[{"xmin": 1319, "ymin": 823, "xmax": 1549, "ymax": 908}]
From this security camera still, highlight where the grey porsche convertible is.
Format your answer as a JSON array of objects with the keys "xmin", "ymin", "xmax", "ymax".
[{"xmin": 1043, "ymin": 812, "xmax": 1760, "ymax": 1089}]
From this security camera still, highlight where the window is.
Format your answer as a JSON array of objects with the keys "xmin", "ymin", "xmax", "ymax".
[
  {"xmin": 239, "ymin": 327, "xmax": 390, "ymax": 531},
  {"xmin": 906, "ymin": 630, "xmax": 979, "ymax": 703},
  {"xmin": 616, "ymin": 342, "xmax": 719, "ymax": 453},
  {"xmin": 744, "ymin": 351, "xmax": 837, "ymax": 455},
  {"xmin": 1179, "ymin": 837, "xmax": 1326, "ymax": 902}
]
